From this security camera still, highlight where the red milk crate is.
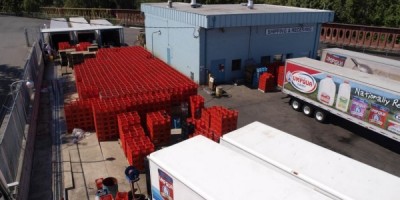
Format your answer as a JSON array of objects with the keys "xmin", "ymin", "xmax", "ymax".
[
  {"xmin": 146, "ymin": 110, "xmax": 171, "ymax": 145},
  {"xmin": 190, "ymin": 95, "xmax": 205, "ymax": 119},
  {"xmin": 277, "ymin": 65, "xmax": 285, "ymax": 87},
  {"xmin": 125, "ymin": 136, "xmax": 154, "ymax": 171},
  {"xmin": 207, "ymin": 106, "xmax": 239, "ymax": 136},
  {"xmin": 115, "ymin": 192, "xmax": 128, "ymax": 200},
  {"xmin": 100, "ymin": 194, "xmax": 114, "ymax": 200},
  {"xmin": 258, "ymin": 73, "xmax": 276, "ymax": 92}
]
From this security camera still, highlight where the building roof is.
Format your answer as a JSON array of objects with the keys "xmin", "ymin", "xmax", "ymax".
[
  {"xmin": 90, "ymin": 19, "xmax": 113, "ymax": 26},
  {"xmin": 42, "ymin": 18, "xmax": 122, "ymax": 34},
  {"xmin": 41, "ymin": 25, "xmax": 123, "ymax": 33},
  {"xmin": 69, "ymin": 17, "xmax": 91, "ymax": 28},
  {"xmin": 141, "ymin": 3, "xmax": 334, "ymax": 28},
  {"xmin": 50, "ymin": 18, "xmax": 69, "ymax": 29}
]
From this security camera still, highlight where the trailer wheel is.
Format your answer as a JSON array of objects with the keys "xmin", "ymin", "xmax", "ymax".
[
  {"xmin": 302, "ymin": 104, "xmax": 313, "ymax": 116},
  {"xmin": 290, "ymin": 98, "xmax": 302, "ymax": 111},
  {"xmin": 314, "ymin": 110, "xmax": 327, "ymax": 123}
]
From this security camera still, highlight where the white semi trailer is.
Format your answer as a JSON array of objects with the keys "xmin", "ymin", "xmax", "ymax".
[
  {"xmin": 282, "ymin": 57, "xmax": 400, "ymax": 142},
  {"xmin": 220, "ymin": 121, "xmax": 400, "ymax": 200},
  {"xmin": 320, "ymin": 48, "xmax": 400, "ymax": 81},
  {"xmin": 147, "ymin": 135, "xmax": 338, "ymax": 200}
]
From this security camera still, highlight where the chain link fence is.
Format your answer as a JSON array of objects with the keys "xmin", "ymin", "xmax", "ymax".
[{"xmin": 0, "ymin": 37, "xmax": 43, "ymax": 196}]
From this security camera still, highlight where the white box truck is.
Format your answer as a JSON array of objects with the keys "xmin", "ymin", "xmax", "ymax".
[
  {"xmin": 220, "ymin": 121, "xmax": 400, "ymax": 200},
  {"xmin": 320, "ymin": 48, "xmax": 400, "ymax": 81},
  {"xmin": 282, "ymin": 57, "xmax": 400, "ymax": 142},
  {"xmin": 147, "ymin": 135, "xmax": 337, "ymax": 200}
]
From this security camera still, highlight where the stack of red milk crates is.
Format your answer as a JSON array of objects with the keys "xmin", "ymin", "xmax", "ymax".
[
  {"xmin": 146, "ymin": 110, "xmax": 171, "ymax": 147},
  {"xmin": 258, "ymin": 72, "xmax": 275, "ymax": 92},
  {"xmin": 57, "ymin": 41, "xmax": 91, "ymax": 51},
  {"xmin": 192, "ymin": 118, "xmax": 214, "ymax": 141},
  {"xmin": 189, "ymin": 95, "xmax": 205, "ymax": 119},
  {"xmin": 92, "ymin": 98, "xmax": 127, "ymax": 141},
  {"xmin": 58, "ymin": 42, "xmax": 72, "ymax": 50},
  {"xmin": 64, "ymin": 99, "xmax": 94, "ymax": 133},
  {"xmin": 277, "ymin": 65, "xmax": 285, "ymax": 87},
  {"xmin": 117, "ymin": 112, "xmax": 141, "ymax": 154},
  {"xmin": 126, "ymin": 136, "xmax": 153, "ymax": 171},
  {"xmin": 208, "ymin": 106, "xmax": 238, "ymax": 141},
  {"xmin": 117, "ymin": 112, "xmax": 154, "ymax": 171},
  {"xmin": 65, "ymin": 47, "xmax": 198, "ymax": 143},
  {"xmin": 188, "ymin": 99, "xmax": 238, "ymax": 142}
]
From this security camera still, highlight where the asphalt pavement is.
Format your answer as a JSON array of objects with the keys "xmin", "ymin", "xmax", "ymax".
[
  {"xmin": 0, "ymin": 15, "xmax": 49, "ymax": 114},
  {"xmin": 199, "ymin": 84, "xmax": 400, "ymax": 177}
]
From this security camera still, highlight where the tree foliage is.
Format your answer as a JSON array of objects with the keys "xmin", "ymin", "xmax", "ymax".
[
  {"xmin": 1, "ymin": 0, "xmax": 400, "ymax": 27},
  {"xmin": 1, "ymin": 0, "xmax": 23, "ymax": 13},
  {"xmin": 263, "ymin": 0, "xmax": 400, "ymax": 27}
]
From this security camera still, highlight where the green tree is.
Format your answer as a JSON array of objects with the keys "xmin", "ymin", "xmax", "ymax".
[
  {"xmin": 2, "ymin": 0, "xmax": 22, "ymax": 13},
  {"xmin": 23, "ymin": 0, "xmax": 40, "ymax": 12},
  {"xmin": 64, "ymin": 0, "xmax": 86, "ymax": 7}
]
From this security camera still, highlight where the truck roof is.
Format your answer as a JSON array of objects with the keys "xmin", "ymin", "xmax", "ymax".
[
  {"xmin": 322, "ymin": 48, "xmax": 400, "ymax": 67},
  {"xmin": 220, "ymin": 121, "xmax": 400, "ymax": 200},
  {"xmin": 148, "ymin": 135, "xmax": 335, "ymax": 200},
  {"xmin": 287, "ymin": 57, "xmax": 400, "ymax": 94}
]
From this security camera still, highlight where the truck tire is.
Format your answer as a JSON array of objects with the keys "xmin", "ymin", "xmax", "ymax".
[
  {"xmin": 290, "ymin": 98, "xmax": 302, "ymax": 111},
  {"xmin": 314, "ymin": 110, "xmax": 327, "ymax": 123},
  {"xmin": 302, "ymin": 104, "xmax": 313, "ymax": 116}
]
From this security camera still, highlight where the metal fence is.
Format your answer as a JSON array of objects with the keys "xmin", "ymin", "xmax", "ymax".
[{"xmin": 0, "ymin": 39, "xmax": 43, "ymax": 194}]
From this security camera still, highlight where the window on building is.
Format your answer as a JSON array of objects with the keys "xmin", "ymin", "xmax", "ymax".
[
  {"xmin": 261, "ymin": 56, "xmax": 271, "ymax": 66},
  {"xmin": 232, "ymin": 59, "xmax": 241, "ymax": 71}
]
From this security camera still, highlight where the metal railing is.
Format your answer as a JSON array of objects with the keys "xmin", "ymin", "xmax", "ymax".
[
  {"xmin": 320, "ymin": 23, "xmax": 400, "ymax": 52},
  {"xmin": 0, "ymin": 38, "xmax": 44, "ymax": 199}
]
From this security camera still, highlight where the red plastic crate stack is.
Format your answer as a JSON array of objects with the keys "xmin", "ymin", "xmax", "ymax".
[
  {"xmin": 58, "ymin": 42, "xmax": 71, "ymax": 50},
  {"xmin": 129, "ymin": 93, "xmax": 172, "ymax": 123},
  {"xmin": 117, "ymin": 112, "xmax": 141, "ymax": 134},
  {"xmin": 146, "ymin": 111, "xmax": 171, "ymax": 147},
  {"xmin": 117, "ymin": 112, "xmax": 142, "ymax": 154},
  {"xmin": 126, "ymin": 136, "xmax": 154, "ymax": 171},
  {"xmin": 75, "ymin": 42, "xmax": 91, "ymax": 51},
  {"xmin": 73, "ymin": 46, "xmax": 197, "ymax": 104},
  {"xmin": 277, "ymin": 65, "xmax": 285, "ymax": 87},
  {"xmin": 64, "ymin": 46, "xmax": 199, "ymax": 141},
  {"xmin": 92, "ymin": 98, "xmax": 127, "ymax": 141},
  {"xmin": 192, "ymin": 119, "xmax": 215, "ymax": 141},
  {"xmin": 115, "ymin": 192, "xmax": 128, "ymax": 200},
  {"xmin": 189, "ymin": 95, "xmax": 205, "ymax": 119},
  {"xmin": 99, "ymin": 194, "xmax": 113, "ymax": 200},
  {"xmin": 57, "ymin": 42, "xmax": 92, "ymax": 51},
  {"xmin": 123, "ymin": 126, "xmax": 147, "ymax": 155},
  {"xmin": 116, "ymin": 111, "xmax": 154, "ymax": 171},
  {"xmin": 76, "ymin": 85, "xmax": 99, "ymax": 100},
  {"xmin": 208, "ymin": 106, "xmax": 238, "ymax": 140},
  {"xmin": 258, "ymin": 72, "xmax": 276, "ymax": 93},
  {"xmin": 200, "ymin": 108, "xmax": 211, "ymax": 128},
  {"xmin": 64, "ymin": 100, "xmax": 94, "ymax": 132},
  {"xmin": 88, "ymin": 93, "xmax": 172, "ymax": 141},
  {"xmin": 187, "ymin": 106, "xmax": 239, "ymax": 142}
]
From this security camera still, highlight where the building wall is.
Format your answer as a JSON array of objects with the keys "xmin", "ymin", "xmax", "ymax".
[
  {"xmin": 204, "ymin": 24, "xmax": 320, "ymax": 83},
  {"xmin": 145, "ymin": 13, "xmax": 322, "ymax": 84},
  {"xmin": 144, "ymin": 14, "xmax": 201, "ymax": 83}
]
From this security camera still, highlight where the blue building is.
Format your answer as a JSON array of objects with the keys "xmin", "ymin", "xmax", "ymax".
[{"xmin": 141, "ymin": 3, "xmax": 334, "ymax": 84}]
